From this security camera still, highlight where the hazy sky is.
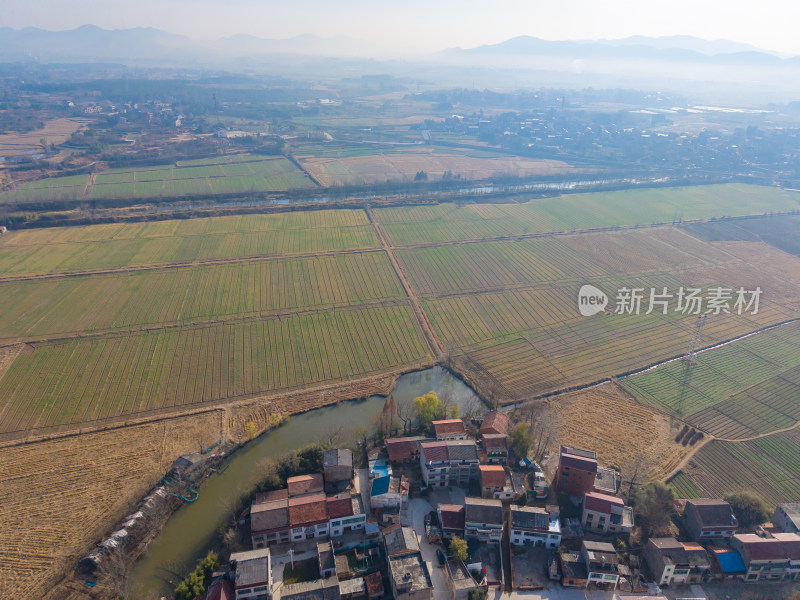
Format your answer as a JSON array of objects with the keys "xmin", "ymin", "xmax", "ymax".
[{"xmin": 4, "ymin": 0, "xmax": 800, "ymax": 55}]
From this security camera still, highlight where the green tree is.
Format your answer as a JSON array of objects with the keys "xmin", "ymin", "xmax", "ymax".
[
  {"xmin": 449, "ymin": 536, "xmax": 468, "ymax": 563},
  {"xmin": 414, "ymin": 391, "xmax": 442, "ymax": 429},
  {"xmin": 725, "ymin": 492, "xmax": 770, "ymax": 530},
  {"xmin": 508, "ymin": 423, "xmax": 531, "ymax": 458},
  {"xmin": 414, "ymin": 170, "xmax": 428, "ymax": 181},
  {"xmin": 632, "ymin": 481, "xmax": 675, "ymax": 537}
]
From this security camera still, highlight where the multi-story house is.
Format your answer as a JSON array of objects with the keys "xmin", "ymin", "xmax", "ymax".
[
  {"xmin": 432, "ymin": 419, "xmax": 467, "ymax": 440},
  {"xmin": 731, "ymin": 532, "xmax": 800, "ymax": 582},
  {"xmin": 289, "ymin": 493, "xmax": 330, "ymax": 541},
  {"xmin": 684, "ymin": 498, "xmax": 738, "ymax": 542},
  {"xmin": 582, "ymin": 492, "xmax": 634, "ymax": 535},
  {"xmin": 556, "ymin": 446, "xmax": 597, "ymax": 497},
  {"xmin": 419, "ymin": 440, "xmax": 479, "ymax": 488},
  {"xmin": 509, "ymin": 506, "xmax": 562, "ymax": 548},
  {"xmin": 464, "ymin": 497, "xmax": 503, "ymax": 543},
  {"xmin": 581, "ymin": 541, "xmax": 625, "ymax": 590},
  {"xmin": 480, "ymin": 434, "xmax": 508, "ymax": 464},
  {"xmin": 230, "ymin": 548, "xmax": 272, "ymax": 600},
  {"xmin": 643, "ymin": 537, "xmax": 711, "ymax": 586}
]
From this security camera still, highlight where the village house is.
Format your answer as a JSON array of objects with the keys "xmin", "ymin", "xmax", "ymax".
[
  {"xmin": 370, "ymin": 474, "xmax": 408, "ymax": 511},
  {"xmin": 432, "ymin": 419, "xmax": 467, "ymax": 440},
  {"xmin": 229, "ymin": 548, "xmax": 272, "ymax": 600},
  {"xmin": 581, "ymin": 541, "xmax": 626, "ymax": 590},
  {"xmin": 731, "ymin": 532, "xmax": 800, "ymax": 582},
  {"xmin": 323, "ymin": 449, "xmax": 353, "ymax": 487},
  {"xmin": 556, "ymin": 446, "xmax": 598, "ymax": 497},
  {"xmin": 772, "ymin": 502, "xmax": 800, "ymax": 534},
  {"xmin": 363, "ymin": 572, "xmax": 384, "ymax": 599},
  {"xmin": 385, "ymin": 437, "xmax": 427, "ymax": 464},
  {"xmin": 387, "ymin": 551, "xmax": 434, "ymax": 600},
  {"xmin": 444, "ymin": 558, "xmax": 479, "ymax": 600},
  {"xmin": 289, "ymin": 493, "xmax": 330, "ymax": 541},
  {"xmin": 438, "ymin": 503, "xmax": 465, "ymax": 539},
  {"xmin": 251, "ymin": 490, "xmax": 291, "ymax": 548},
  {"xmin": 326, "ymin": 493, "xmax": 366, "ymax": 537},
  {"xmin": 480, "ymin": 411, "xmax": 509, "ymax": 436},
  {"xmin": 338, "ymin": 578, "xmax": 367, "ymax": 600},
  {"xmin": 383, "ymin": 524, "xmax": 421, "ymax": 557},
  {"xmin": 706, "ymin": 545, "xmax": 747, "ymax": 581},
  {"xmin": 582, "ymin": 492, "xmax": 634, "ymax": 535},
  {"xmin": 643, "ymin": 537, "xmax": 712, "ymax": 586},
  {"xmin": 684, "ymin": 498, "xmax": 738, "ymax": 542},
  {"xmin": 419, "ymin": 440, "xmax": 479, "ymax": 488},
  {"xmin": 560, "ymin": 553, "xmax": 588, "ymax": 588},
  {"xmin": 509, "ymin": 505, "xmax": 562, "ymax": 548},
  {"xmin": 479, "ymin": 465, "xmax": 508, "ymax": 499},
  {"xmin": 318, "ymin": 540, "xmax": 336, "ymax": 579},
  {"xmin": 464, "ymin": 497, "xmax": 503, "ymax": 543},
  {"xmin": 280, "ymin": 577, "xmax": 341, "ymax": 600},
  {"xmin": 287, "ymin": 474, "xmax": 325, "ymax": 497},
  {"xmin": 480, "ymin": 434, "xmax": 508, "ymax": 464}
]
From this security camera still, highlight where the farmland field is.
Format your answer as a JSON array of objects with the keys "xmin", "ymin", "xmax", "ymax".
[
  {"xmin": 0, "ymin": 251, "xmax": 403, "ymax": 339},
  {"xmin": 0, "ymin": 209, "xmax": 378, "ymax": 276},
  {"xmin": 620, "ymin": 322, "xmax": 800, "ymax": 439},
  {"xmin": 295, "ymin": 146, "xmax": 579, "ymax": 187},
  {"xmin": 669, "ymin": 428, "xmax": 800, "ymax": 505},
  {"xmin": 373, "ymin": 184, "xmax": 800, "ymax": 246},
  {"xmin": 0, "ymin": 304, "xmax": 428, "ymax": 435}
]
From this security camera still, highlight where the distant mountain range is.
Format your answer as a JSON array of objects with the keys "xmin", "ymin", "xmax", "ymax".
[{"xmin": 0, "ymin": 25, "xmax": 796, "ymax": 66}]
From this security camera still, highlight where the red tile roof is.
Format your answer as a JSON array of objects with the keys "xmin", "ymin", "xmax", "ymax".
[
  {"xmin": 254, "ymin": 489, "xmax": 289, "ymax": 504},
  {"xmin": 735, "ymin": 533, "xmax": 800, "ymax": 561},
  {"xmin": 479, "ymin": 465, "xmax": 507, "ymax": 489},
  {"xmin": 327, "ymin": 494, "xmax": 354, "ymax": 519},
  {"xmin": 287, "ymin": 473, "xmax": 324, "ymax": 497},
  {"xmin": 289, "ymin": 493, "xmax": 328, "ymax": 527},
  {"xmin": 206, "ymin": 579, "xmax": 235, "ymax": 600},
  {"xmin": 432, "ymin": 419, "xmax": 466, "ymax": 436},
  {"xmin": 439, "ymin": 504, "xmax": 465, "ymax": 531},
  {"xmin": 365, "ymin": 571, "xmax": 384, "ymax": 598},
  {"xmin": 584, "ymin": 491, "xmax": 624, "ymax": 514},
  {"xmin": 481, "ymin": 434, "xmax": 508, "ymax": 449},
  {"xmin": 480, "ymin": 411, "xmax": 510, "ymax": 435},
  {"xmin": 385, "ymin": 437, "xmax": 423, "ymax": 462},
  {"xmin": 420, "ymin": 441, "xmax": 448, "ymax": 462}
]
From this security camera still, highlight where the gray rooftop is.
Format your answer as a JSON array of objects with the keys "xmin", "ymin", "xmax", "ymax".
[
  {"xmin": 281, "ymin": 576, "xmax": 341, "ymax": 600},
  {"xmin": 324, "ymin": 448, "xmax": 353, "ymax": 468},
  {"xmin": 231, "ymin": 548, "xmax": 270, "ymax": 588},
  {"xmin": 339, "ymin": 577, "xmax": 365, "ymax": 596},
  {"xmin": 465, "ymin": 497, "xmax": 503, "ymax": 525},
  {"xmin": 388, "ymin": 552, "xmax": 433, "ymax": 594},
  {"xmin": 383, "ymin": 525, "xmax": 420, "ymax": 556},
  {"xmin": 777, "ymin": 503, "xmax": 800, "ymax": 529}
]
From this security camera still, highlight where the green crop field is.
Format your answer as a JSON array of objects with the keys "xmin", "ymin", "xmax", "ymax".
[
  {"xmin": 373, "ymin": 184, "xmax": 800, "ymax": 246},
  {"xmin": 620, "ymin": 322, "xmax": 800, "ymax": 438},
  {"xmin": 669, "ymin": 429, "xmax": 800, "ymax": 505},
  {"xmin": 0, "ymin": 174, "xmax": 90, "ymax": 203},
  {"xmin": 0, "ymin": 251, "xmax": 403, "ymax": 339},
  {"xmin": 0, "ymin": 304, "xmax": 428, "ymax": 434},
  {"xmin": 0, "ymin": 209, "xmax": 378, "ymax": 276}
]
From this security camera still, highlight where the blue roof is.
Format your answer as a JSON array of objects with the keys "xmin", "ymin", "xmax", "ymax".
[
  {"xmin": 370, "ymin": 475, "xmax": 391, "ymax": 497},
  {"xmin": 717, "ymin": 551, "xmax": 746, "ymax": 573}
]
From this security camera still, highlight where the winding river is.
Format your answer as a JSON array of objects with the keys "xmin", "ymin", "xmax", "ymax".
[{"xmin": 130, "ymin": 366, "xmax": 481, "ymax": 596}]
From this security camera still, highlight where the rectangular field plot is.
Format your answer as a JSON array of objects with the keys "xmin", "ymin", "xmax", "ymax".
[
  {"xmin": 0, "ymin": 304, "xmax": 428, "ymax": 434},
  {"xmin": 0, "ymin": 209, "xmax": 378, "ymax": 276},
  {"xmin": 0, "ymin": 251, "xmax": 403, "ymax": 338},
  {"xmin": 672, "ymin": 429, "xmax": 800, "ymax": 505},
  {"xmin": 0, "ymin": 174, "xmax": 90, "ymax": 203},
  {"xmin": 373, "ymin": 184, "xmax": 800, "ymax": 246},
  {"xmin": 621, "ymin": 322, "xmax": 800, "ymax": 437}
]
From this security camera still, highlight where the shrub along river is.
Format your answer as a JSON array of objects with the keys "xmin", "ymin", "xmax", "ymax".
[{"xmin": 130, "ymin": 366, "xmax": 481, "ymax": 597}]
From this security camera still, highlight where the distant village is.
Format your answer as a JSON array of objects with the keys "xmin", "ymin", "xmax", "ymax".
[{"xmin": 190, "ymin": 404, "xmax": 800, "ymax": 600}]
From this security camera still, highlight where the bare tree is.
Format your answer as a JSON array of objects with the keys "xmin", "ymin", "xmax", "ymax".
[
  {"xmin": 96, "ymin": 549, "xmax": 135, "ymax": 599},
  {"xmin": 321, "ymin": 424, "xmax": 344, "ymax": 448},
  {"xmin": 396, "ymin": 395, "xmax": 415, "ymax": 432}
]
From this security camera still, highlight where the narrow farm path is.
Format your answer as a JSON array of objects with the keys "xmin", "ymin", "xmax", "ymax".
[
  {"xmin": 662, "ymin": 434, "xmax": 714, "ymax": 482},
  {"xmin": 81, "ymin": 171, "xmax": 96, "ymax": 200},
  {"xmin": 366, "ymin": 206, "xmax": 444, "ymax": 359}
]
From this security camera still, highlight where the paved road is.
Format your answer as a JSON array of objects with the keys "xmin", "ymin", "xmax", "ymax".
[{"xmin": 409, "ymin": 497, "xmax": 451, "ymax": 600}]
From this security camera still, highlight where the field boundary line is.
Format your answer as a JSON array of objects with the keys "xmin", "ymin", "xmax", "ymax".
[
  {"xmin": 0, "ymin": 247, "xmax": 384, "ymax": 283},
  {"xmin": 283, "ymin": 151, "xmax": 323, "ymax": 187},
  {"xmin": 0, "ymin": 298, "xmax": 414, "ymax": 349},
  {"xmin": 365, "ymin": 206, "xmax": 444, "ymax": 359}
]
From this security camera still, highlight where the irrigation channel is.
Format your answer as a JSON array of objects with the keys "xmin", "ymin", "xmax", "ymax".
[{"xmin": 130, "ymin": 366, "xmax": 481, "ymax": 597}]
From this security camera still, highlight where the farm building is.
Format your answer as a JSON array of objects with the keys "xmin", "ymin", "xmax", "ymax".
[
  {"xmin": 480, "ymin": 411, "xmax": 509, "ymax": 436},
  {"xmin": 560, "ymin": 553, "xmax": 588, "ymax": 588},
  {"xmin": 288, "ymin": 474, "xmax": 325, "ymax": 497},
  {"xmin": 323, "ymin": 449, "xmax": 353, "ymax": 486},
  {"xmin": 383, "ymin": 524, "xmax": 420, "ymax": 557},
  {"xmin": 318, "ymin": 540, "xmax": 336, "ymax": 579},
  {"xmin": 772, "ymin": 503, "xmax": 800, "ymax": 534}
]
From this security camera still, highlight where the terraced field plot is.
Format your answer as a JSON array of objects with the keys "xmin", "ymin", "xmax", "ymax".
[
  {"xmin": 0, "ymin": 304, "xmax": 428, "ymax": 435},
  {"xmin": 374, "ymin": 184, "xmax": 800, "ymax": 246},
  {"xmin": 0, "ymin": 209, "xmax": 378, "ymax": 276},
  {"xmin": 0, "ymin": 251, "xmax": 403, "ymax": 339},
  {"xmin": 670, "ymin": 429, "xmax": 800, "ymax": 505},
  {"xmin": 620, "ymin": 322, "xmax": 800, "ymax": 439}
]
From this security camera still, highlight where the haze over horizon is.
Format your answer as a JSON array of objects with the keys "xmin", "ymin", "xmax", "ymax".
[{"xmin": 3, "ymin": 0, "xmax": 800, "ymax": 56}]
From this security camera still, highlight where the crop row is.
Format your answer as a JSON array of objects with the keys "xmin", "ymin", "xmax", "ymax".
[
  {"xmin": 374, "ymin": 184, "xmax": 800, "ymax": 246},
  {"xmin": 0, "ymin": 251, "xmax": 403, "ymax": 339},
  {"xmin": 0, "ymin": 303, "xmax": 428, "ymax": 434}
]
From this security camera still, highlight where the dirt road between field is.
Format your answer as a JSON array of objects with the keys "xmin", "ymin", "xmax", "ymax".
[{"xmin": 366, "ymin": 206, "xmax": 444, "ymax": 358}]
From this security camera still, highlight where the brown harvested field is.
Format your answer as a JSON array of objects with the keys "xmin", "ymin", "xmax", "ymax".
[
  {"xmin": 0, "ymin": 118, "xmax": 92, "ymax": 155},
  {"xmin": 545, "ymin": 382, "xmax": 692, "ymax": 482},
  {"xmin": 0, "ymin": 370, "xmax": 398, "ymax": 600},
  {"xmin": 297, "ymin": 148, "xmax": 580, "ymax": 186}
]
